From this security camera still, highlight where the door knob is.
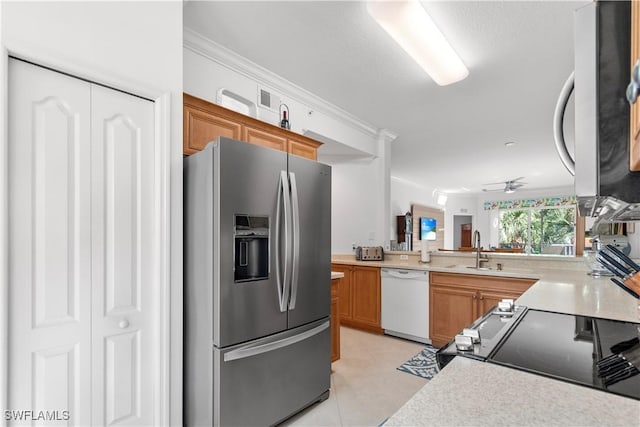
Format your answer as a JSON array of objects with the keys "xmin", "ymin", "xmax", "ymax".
[{"xmin": 118, "ymin": 319, "xmax": 130, "ymax": 329}]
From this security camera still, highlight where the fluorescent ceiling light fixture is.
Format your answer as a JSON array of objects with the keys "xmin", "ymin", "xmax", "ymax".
[{"xmin": 367, "ymin": 0, "xmax": 469, "ymax": 86}]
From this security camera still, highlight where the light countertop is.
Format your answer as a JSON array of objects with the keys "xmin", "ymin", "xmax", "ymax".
[
  {"xmin": 385, "ymin": 357, "xmax": 640, "ymax": 427},
  {"xmin": 332, "ymin": 253, "xmax": 640, "ymax": 425},
  {"xmin": 332, "ymin": 255, "xmax": 638, "ymax": 323},
  {"xmin": 330, "ymin": 271, "xmax": 344, "ymax": 280}
]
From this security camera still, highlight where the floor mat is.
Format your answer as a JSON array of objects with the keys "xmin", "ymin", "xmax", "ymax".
[{"xmin": 396, "ymin": 346, "xmax": 440, "ymax": 380}]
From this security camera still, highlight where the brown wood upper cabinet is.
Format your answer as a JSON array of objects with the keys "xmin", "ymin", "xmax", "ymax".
[
  {"xmin": 242, "ymin": 125, "xmax": 287, "ymax": 152},
  {"xmin": 429, "ymin": 272, "xmax": 536, "ymax": 348},
  {"xmin": 183, "ymin": 93, "xmax": 321, "ymax": 159}
]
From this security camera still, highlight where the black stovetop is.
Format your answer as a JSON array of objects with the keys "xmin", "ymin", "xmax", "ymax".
[{"xmin": 489, "ymin": 309, "xmax": 640, "ymax": 401}]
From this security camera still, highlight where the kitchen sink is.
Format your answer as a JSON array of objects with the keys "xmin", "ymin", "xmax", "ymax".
[{"xmin": 442, "ymin": 264, "xmax": 494, "ymax": 271}]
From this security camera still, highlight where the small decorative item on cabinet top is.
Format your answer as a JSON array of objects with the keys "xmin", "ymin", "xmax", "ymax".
[{"xmin": 279, "ymin": 103, "xmax": 291, "ymax": 130}]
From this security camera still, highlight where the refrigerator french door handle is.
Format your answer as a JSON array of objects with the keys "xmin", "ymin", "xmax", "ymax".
[
  {"xmin": 276, "ymin": 171, "xmax": 291, "ymax": 312},
  {"xmin": 288, "ymin": 172, "xmax": 300, "ymax": 310},
  {"xmin": 223, "ymin": 321, "xmax": 330, "ymax": 362}
]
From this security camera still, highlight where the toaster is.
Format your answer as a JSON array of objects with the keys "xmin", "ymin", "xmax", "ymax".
[{"xmin": 355, "ymin": 246, "xmax": 384, "ymax": 261}]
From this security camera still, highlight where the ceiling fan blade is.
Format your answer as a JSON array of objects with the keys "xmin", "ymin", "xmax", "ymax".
[
  {"xmin": 482, "ymin": 181, "xmax": 506, "ymax": 185},
  {"xmin": 482, "ymin": 188, "xmax": 504, "ymax": 192},
  {"xmin": 509, "ymin": 177, "xmax": 526, "ymax": 182}
]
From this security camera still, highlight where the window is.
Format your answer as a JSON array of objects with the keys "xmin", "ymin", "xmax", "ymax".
[{"xmin": 499, "ymin": 206, "xmax": 576, "ymax": 255}]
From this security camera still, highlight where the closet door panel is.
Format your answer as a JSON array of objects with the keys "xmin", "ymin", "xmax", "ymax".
[
  {"xmin": 8, "ymin": 58, "xmax": 92, "ymax": 425},
  {"xmin": 90, "ymin": 84, "xmax": 156, "ymax": 426}
]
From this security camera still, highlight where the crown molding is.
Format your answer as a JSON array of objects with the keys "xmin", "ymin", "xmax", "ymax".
[
  {"xmin": 184, "ymin": 27, "xmax": 382, "ymax": 140},
  {"xmin": 378, "ymin": 128, "xmax": 398, "ymax": 144}
]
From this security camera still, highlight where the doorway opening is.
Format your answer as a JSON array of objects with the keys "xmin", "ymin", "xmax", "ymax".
[{"xmin": 453, "ymin": 215, "xmax": 473, "ymax": 249}]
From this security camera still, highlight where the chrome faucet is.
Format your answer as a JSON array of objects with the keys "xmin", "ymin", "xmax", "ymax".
[{"xmin": 472, "ymin": 230, "xmax": 489, "ymax": 268}]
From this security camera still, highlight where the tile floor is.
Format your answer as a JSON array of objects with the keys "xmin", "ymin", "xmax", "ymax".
[{"xmin": 282, "ymin": 327, "xmax": 429, "ymax": 426}]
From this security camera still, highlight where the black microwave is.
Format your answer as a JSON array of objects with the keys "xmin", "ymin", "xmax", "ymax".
[{"xmin": 555, "ymin": 0, "xmax": 640, "ymax": 221}]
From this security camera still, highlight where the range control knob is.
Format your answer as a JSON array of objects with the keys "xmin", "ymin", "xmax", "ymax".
[
  {"xmin": 498, "ymin": 299, "xmax": 514, "ymax": 312},
  {"xmin": 455, "ymin": 334, "xmax": 474, "ymax": 351},
  {"xmin": 462, "ymin": 328, "xmax": 481, "ymax": 344}
]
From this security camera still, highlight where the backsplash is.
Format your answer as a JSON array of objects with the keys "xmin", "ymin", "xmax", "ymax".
[{"xmin": 334, "ymin": 251, "xmax": 589, "ymax": 272}]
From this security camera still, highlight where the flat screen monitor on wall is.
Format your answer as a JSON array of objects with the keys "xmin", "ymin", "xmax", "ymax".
[{"xmin": 420, "ymin": 217, "xmax": 437, "ymax": 241}]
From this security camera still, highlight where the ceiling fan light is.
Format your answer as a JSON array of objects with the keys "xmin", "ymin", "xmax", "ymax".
[
  {"xmin": 505, "ymin": 188, "xmax": 516, "ymax": 194},
  {"xmin": 367, "ymin": 0, "xmax": 469, "ymax": 86}
]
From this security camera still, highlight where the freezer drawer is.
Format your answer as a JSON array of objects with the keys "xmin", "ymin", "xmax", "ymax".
[{"xmin": 214, "ymin": 319, "xmax": 331, "ymax": 426}]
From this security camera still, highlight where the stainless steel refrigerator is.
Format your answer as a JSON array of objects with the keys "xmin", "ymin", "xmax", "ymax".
[{"xmin": 184, "ymin": 137, "xmax": 332, "ymax": 426}]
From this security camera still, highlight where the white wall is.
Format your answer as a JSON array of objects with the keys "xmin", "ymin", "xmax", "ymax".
[
  {"xmin": 331, "ymin": 161, "xmax": 385, "ymax": 253},
  {"xmin": 183, "ymin": 33, "xmax": 392, "ymax": 254},
  {"xmin": 183, "ymin": 40, "xmax": 380, "ymax": 158},
  {"xmin": 1, "ymin": 2, "xmax": 183, "ymax": 424}
]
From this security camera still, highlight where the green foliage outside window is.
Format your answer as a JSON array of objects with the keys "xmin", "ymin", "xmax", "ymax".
[{"xmin": 499, "ymin": 207, "xmax": 576, "ymax": 254}]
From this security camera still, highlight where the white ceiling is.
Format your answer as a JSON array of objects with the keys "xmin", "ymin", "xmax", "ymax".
[{"xmin": 184, "ymin": 0, "xmax": 588, "ymax": 195}]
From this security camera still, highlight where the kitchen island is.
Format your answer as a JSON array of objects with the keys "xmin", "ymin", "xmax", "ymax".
[
  {"xmin": 384, "ymin": 356, "xmax": 639, "ymax": 427},
  {"xmin": 373, "ymin": 253, "xmax": 640, "ymax": 426}
]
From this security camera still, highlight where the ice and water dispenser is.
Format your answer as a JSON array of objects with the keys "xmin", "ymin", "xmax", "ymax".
[{"xmin": 234, "ymin": 214, "xmax": 269, "ymax": 282}]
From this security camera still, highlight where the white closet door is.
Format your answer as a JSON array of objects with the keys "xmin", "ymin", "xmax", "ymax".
[
  {"xmin": 90, "ymin": 84, "xmax": 157, "ymax": 426},
  {"xmin": 8, "ymin": 59, "xmax": 92, "ymax": 425}
]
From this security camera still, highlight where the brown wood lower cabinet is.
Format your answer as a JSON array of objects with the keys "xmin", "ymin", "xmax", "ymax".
[
  {"xmin": 429, "ymin": 272, "xmax": 536, "ymax": 348},
  {"xmin": 330, "ymin": 263, "xmax": 382, "ymax": 334},
  {"xmin": 430, "ymin": 285, "xmax": 478, "ymax": 347},
  {"xmin": 331, "ymin": 277, "xmax": 340, "ymax": 363},
  {"xmin": 330, "ymin": 264, "xmax": 353, "ymax": 321}
]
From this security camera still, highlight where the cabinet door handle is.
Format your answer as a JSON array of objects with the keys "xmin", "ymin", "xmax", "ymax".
[{"xmin": 480, "ymin": 295, "xmax": 484, "ymax": 300}]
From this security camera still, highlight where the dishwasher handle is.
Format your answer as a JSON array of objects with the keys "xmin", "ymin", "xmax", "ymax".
[{"xmin": 381, "ymin": 269, "xmax": 428, "ymax": 280}]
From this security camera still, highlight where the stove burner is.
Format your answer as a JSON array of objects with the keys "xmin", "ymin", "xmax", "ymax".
[{"xmin": 437, "ymin": 306, "xmax": 640, "ymax": 401}]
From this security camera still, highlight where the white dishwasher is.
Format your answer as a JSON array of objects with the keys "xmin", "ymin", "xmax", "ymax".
[{"xmin": 381, "ymin": 268, "xmax": 430, "ymax": 344}]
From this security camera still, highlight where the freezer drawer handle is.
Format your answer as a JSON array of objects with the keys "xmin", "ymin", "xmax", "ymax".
[
  {"xmin": 223, "ymin": 321, "xmax": 330, "ymax": 362},
  {"xmin": 288, "ymin": 172, "xmax": 300, "ymax": 310}
]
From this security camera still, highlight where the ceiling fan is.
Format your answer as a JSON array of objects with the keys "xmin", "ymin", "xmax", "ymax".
[{"xmin": 482, "ymin": 177, "xmax": 527, "ymax": 193}]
